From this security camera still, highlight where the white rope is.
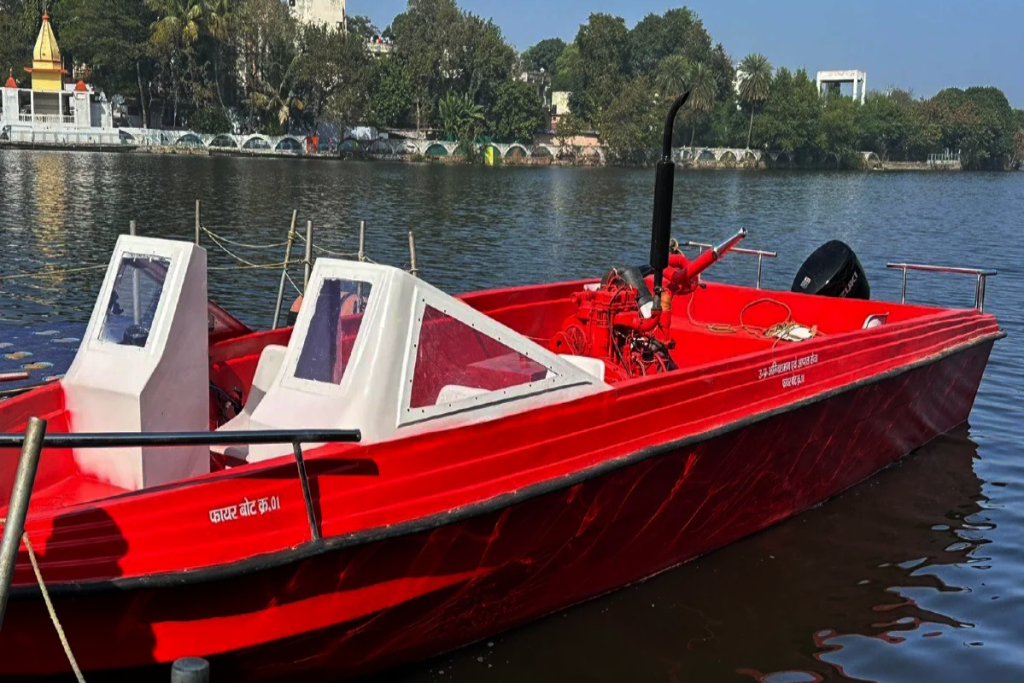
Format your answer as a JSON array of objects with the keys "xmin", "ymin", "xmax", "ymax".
[
  {"xmin": 0, "ymin": 265, "xmax": 108, "ymax": 282},
  {"xmin": 0, "ymin": 519, "xmax": 86, "ymax": 683},
  {"xmin": 200, "ymin": 226, "xmax": 289, "ymax": 250}
]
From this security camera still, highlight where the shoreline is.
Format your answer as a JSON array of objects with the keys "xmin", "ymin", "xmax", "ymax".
[{"xmin": 0, "ymin": 140, "xmax": 968, "ymax": 171}]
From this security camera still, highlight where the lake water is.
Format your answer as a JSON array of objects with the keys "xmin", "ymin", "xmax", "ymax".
[{"xmin": 0, "ymin": 150, "xmax": 1021, "ymax": 682}]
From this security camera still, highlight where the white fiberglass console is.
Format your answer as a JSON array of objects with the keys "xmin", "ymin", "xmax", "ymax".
[
  {"xmin": 63, "ymin": 236, "xmax": 210, "ymax": 491},
  {"xmin": 232, "ymin": 260, "xmax": 609, "ymax": 462}
]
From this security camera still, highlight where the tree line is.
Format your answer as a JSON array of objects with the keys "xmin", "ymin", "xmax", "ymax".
[{"xmin": 1, "ymin": 0, "xmax": 1022, "ymax": 168}]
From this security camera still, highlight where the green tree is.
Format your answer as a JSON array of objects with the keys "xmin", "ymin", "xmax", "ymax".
[
  {"xmin": 346, "ymin": 15, "xmax": 378, "ymax": 40},
  {"xmin": 555, "ymin": 110, "xmax": 585, "ymax": 157},
  {"xmin": 598, "ymin": 76, "xmax": 660, "ymax": 165},
  {"xmin": 438, "ymin": 91, "xmax": 484, "ymax": 140},
  {"xmin": 654, "ymin": 54, "xmax": 689, "ymax": 97},
  {"xmin": 737, "ymin": 52, "xmax": 771, "ymax": 149},
  {"xmin": 52, "ymin": 0, "xmax": 156, "ymax": 126},
  {"xmin": 683, "ymin": 61, "xmax": 716, "ymax": 150},
  {"xmin": 491, "ymin": 79, "xmax": 546, "ymax": 142},
  {"xmin": 755, "ymin": 68, "xmax": 823, "ymax": 160},
  {"xmin": 820, "ymin": 93, "xmax": 858, "ymax": 163},
  {"xmin": 368, "ymin": 55, "xmax": 413, "ymax": 127},
  {"xmin": 855, "ymin": 92, "xmax": 914, "ymax": 160},
  {"xmin": 146, "ymin": 0, "xmax": 206, "ymax": 125},
  {"xmin": 294, "ymin": 23, "xmax": 376, "ymax": 132},
  {"xmin": 550, "ymin": 43, "xmax": 581, "ymax": 92},
  {"xmin": 569, "ymin": 13, "xmax": 628, "ymax": 123},
  {"xmin": 522, "ymin": 37, "xmax": 565, "ymax": 74},
  {"xmin": 627, "ymin": 8, "xmax": 711, "ymax": 76},
  {"xmin": 232, "ymin": 0, "xmax": 301, "ymax": 133}
]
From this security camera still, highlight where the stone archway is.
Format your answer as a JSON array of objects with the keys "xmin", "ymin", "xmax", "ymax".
[
  {"xmin": 209, "ymin": 134, "xmax": 238, "ymax": 149},
  {"xmin": 242, "ymin": 136, "xmax": 271, "ymax": 150},
  {"xmin": 425, "ymin": 143, "xmax": 448, "ymax": 157},
  {"xmin": 504, "ymin": 145, "xmax": 528, "ymax": 162},
  {"xmin": 176, "ymin": 133, "xmax": 203, "ymax": 147},
  {"xmin": 276, "ymin": 137, "xmax": 302, "ymax": 152}
]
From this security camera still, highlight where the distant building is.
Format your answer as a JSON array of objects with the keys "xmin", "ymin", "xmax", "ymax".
[
  {"xmin": 816, "ymin": 70, "xmax": 867, "ymax": 104},
  {"xmin": 288, "ymin": 0, "xmax": 347, "ymax": 32},
  {"xmin": 0, "ymin": 13, "xmax": 116, "ymax": 145},
  {"xmin": 550, "ymin": 91, "xmax": 571, "ymax": 127}
]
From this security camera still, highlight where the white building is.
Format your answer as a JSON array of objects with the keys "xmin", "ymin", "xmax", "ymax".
[
  {"xmin": 816, "ymin": 70, "xmax": 867, "ymax": 104},
  {"xmin": 288, "ymin": 0, "xmax": 347, "ymax": 32},
  {"xmin": 0, "ymin": 13, "xmax": 117, "ymax": 146}
]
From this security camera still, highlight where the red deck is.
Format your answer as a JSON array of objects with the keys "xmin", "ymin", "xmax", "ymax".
[{"xmin": 0, "ymin": 278, "xmax": 1003, "ymax": 680}]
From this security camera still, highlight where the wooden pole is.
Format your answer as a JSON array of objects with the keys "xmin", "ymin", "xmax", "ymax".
[
  {"xmin": 304, "ymin": 220, "xmax": 313, "ymax": 291},
  {"xmin": 271, "ymin": 210, "xmax": 298, "ymax": 330},
  {"xmin": 358, "ymin": 220, "xmax": 366, "ymax": 262},
  {"xmin": 195, "ymin": 200, "xmax": 201, "ymax": 245},
  {"xmin": 0, "ymin": 417, "xmax": 47, "ymax": 630},
  {"xmin": 408, "ymin": 231, "xmax": 418, "ymax": 277}
]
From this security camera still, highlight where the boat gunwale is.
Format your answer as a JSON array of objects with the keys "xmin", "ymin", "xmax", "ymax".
[{"xmin": 7, "ymin": 325, "xmax": 1004, "ymax": 598}]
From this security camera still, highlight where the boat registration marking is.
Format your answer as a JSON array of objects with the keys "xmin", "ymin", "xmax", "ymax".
[
  {"xmin": 758, "ymin": 353, "xmax": 818, "ymax": 382},
  {"xmin": 209, "ymin": 496, "xmax": 281, "ymax": 524},
  {"xmin": 781, "ymin": 374, "xmax": 805, "ymax": 389}
]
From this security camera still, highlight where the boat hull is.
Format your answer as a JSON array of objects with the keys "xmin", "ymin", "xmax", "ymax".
[{"xmin": 1, "ymin": 337, "xmax": 995, "ymax": 681}]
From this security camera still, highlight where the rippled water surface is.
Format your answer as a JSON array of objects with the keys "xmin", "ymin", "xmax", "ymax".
[{"xmin": 1, "ymin": 150, "xmax": 1021, "ymax": 682}]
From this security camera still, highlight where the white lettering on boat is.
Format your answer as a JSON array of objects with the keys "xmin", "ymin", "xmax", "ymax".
[
  {"xmin": 209, "ymin": 496, "xmax": 281, "ymax": 524},
  {"xmin": 781, "ymin": 374, "xmax": 805, "ymax": 389},
  {"xmin": 758, "ymin": 353, "xmax": 818, "ymax": 381}
]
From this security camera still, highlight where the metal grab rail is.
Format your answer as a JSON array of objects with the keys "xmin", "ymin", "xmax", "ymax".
[
  {"xmin": 0, "ymin": 428, "xmax": 363, "ymax": 544},
  {"xmin": 887, "ymin": 263, "xmax": 998, "ymax": 313},
  {"xmin": 679, "ymin": 239, "xmax": 778, "ymax": 289}
]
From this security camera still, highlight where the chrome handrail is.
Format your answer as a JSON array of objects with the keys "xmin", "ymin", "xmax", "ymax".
[
  {"xmin": 886, "ymin": 263, "xmax": 998, "ymax": 312},
  {"xmin": 679, "ymin": 240, "xmax": 778, "ymax": 289}
]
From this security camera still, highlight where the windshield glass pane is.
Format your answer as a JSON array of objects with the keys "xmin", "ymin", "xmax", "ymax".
[
  {"xmin": 410, "ymin": 306, "xmax": 552, "ymax": 408},
  {"xmin": 295, "ymin": 278, "xmax": 371, "ymax": 385},
  {"xmin": 99, "ymin": 255, "xmax": 171, "ymax": 348}
]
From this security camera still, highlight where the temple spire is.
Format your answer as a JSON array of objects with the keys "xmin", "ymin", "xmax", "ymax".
[{"xmin": 25, "ymin": 10, "xmax": 66, "ymax": 92}]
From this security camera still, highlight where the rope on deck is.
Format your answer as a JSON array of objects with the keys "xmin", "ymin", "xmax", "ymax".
[{"xmin": 0, "ymin": 518, "xmax": 86, "ymax": 683}]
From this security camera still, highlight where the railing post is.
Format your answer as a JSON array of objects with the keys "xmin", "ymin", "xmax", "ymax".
[
  {"xmin": 975, "ymin": 273, "xmax": 982, "ymax": 312},
  {"xmin": 0, "ymin": 417, "xmax": 47, "ymax": 631},
  {"xmin": 291, "ymin": 442, "xmax": 321, "ymax": 542},
  {"xmin": 900, "ymin": 266, "xmax": 908, "ymax": 304},
  {"xmin": 756, "ymin": 254, "xmax": 764, "ymax": 290}
]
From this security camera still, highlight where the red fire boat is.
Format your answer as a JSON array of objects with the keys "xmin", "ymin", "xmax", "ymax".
[{"xmin": 0, "ymin": 95, "xmax": 1003, "ymax": 681}]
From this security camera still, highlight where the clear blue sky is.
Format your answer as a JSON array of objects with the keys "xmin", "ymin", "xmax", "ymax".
[{"xmin": 357, "ymin": 0, "xmax": 1024, "ymax": 107}]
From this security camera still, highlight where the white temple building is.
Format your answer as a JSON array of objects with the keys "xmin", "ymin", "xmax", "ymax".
[{"xmin": 0, "ymin": 13, "xmax": 117, "ymax": 146}]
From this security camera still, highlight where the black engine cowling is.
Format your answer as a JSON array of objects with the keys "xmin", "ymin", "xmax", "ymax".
[{"xmin": 791, "ymin": 240, "xmax": 870, "ymax": 300}]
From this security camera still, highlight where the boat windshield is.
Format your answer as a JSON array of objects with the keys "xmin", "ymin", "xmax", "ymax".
[
  {"xmin": 294, "ymin": 278, "xmax": 372, "ymax": 385},
  {"xmin": 99, "ymin": 254, "xmax": 171, "ymax": 348}
]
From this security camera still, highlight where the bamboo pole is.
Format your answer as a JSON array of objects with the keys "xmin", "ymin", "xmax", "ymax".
[
  {"xmin": 408, "ymin": 231, "xmax": 418, "ymax": 277},
  {"xmin": 271, "ymin": 210, "xmax": 298, "ymax": 329},
  {"xmin": 304, "ymin": 220, "xmax": 313, "ymax": 291},
  {"xmin": 0, "ymin": 417, "xmax": 47, "ymax": 630}
]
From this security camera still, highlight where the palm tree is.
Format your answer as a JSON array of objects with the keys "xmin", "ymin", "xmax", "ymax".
[
  {"xmin": 146, "ymin": 0, "xmax": 205, "ymax": 125},
  {"xmin": 684, "ymin": 61, "xmax": 717, "ymax": 151},
  {"xmin": 655, "ymin": 54, "xmax": 690, "ymax": 98},
  {"xmin": 203, "ymin": 0, "xmax": 233, "ymax": 110},
  {"xmin": 438, "ymin": 92, "xmax": 485, "ymax": 141},
  {"xmin": 738, "ymin": 53, "xmax": 772, "ymax": 149}
]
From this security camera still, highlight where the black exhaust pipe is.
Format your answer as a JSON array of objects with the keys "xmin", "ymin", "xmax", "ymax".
[{"xmin": 649, "ymin": 91, "xmax": 690, "ymax": 312}]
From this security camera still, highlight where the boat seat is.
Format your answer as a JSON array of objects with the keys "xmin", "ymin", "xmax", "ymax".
[
  {"xmin": 214, "ymin": 344, "xmax": 287, "ymax": 456},
  {"xmin": 559, "ymin": 355, "xmax": 606, "ymax": 381}
]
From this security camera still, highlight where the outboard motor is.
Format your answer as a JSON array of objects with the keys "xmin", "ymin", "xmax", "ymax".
[{"xmin": 791, "ymin": 240, "xmax": 870, "ymax": 300}]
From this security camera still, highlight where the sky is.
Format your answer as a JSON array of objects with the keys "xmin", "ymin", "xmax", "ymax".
[{"xmin": 358, "ymin": 0, "xmax": 1024, "ymax": 108}]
